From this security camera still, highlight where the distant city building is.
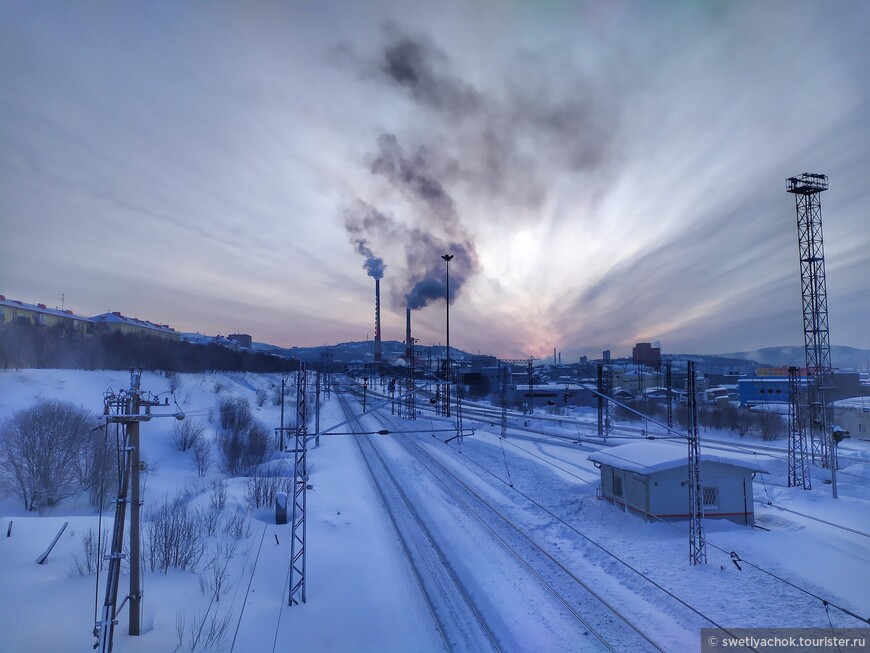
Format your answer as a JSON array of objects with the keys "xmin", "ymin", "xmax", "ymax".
[
  {"xmin": 0, "ymin": 295, "xmax": 93, "ymax": 335},
  {"xmin": 602, "ymin": 350, "xmax": 611, "ymax": 362},
  {"xmin": 91, "ymin": 312, "xmax": 180, "ymax": 341},
  {"xmin": 228, "ymin": 333, "xmax": 253, "ymax": 348},
  {"xmin": 632, "ymin": 342, "xmax": 661, "ymax": 369}
]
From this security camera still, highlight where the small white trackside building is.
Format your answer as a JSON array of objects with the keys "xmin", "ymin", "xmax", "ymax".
[{"xmin": 588, "ymin": 441, "xmax": 767, "ymax": 526}]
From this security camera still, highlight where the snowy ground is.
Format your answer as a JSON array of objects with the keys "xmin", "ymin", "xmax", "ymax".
[{"xmin": 0, "ymin": 369, "xmax": 867, "ymax": 652}]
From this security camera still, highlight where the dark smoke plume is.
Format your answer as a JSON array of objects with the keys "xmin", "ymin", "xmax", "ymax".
[{"xmin": 370, "ymin": 26, "xmax": 622, "ymax": 215}]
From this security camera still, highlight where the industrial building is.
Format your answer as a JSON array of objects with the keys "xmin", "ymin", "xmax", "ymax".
[{"xmin": 588, "ymin": 441, "xmax": 767, "ymax": 525}]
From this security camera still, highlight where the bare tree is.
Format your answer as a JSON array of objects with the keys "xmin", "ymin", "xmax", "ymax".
[
  {"xmin": 0, "ymin": 400, "xmax": 95, "ymax": 510},
  {"xmin": 192, "ymin": 435, "xmax": 211, "ymax": 477},
  {"xmin": 171, "ymin": 420, "xmax": 205, "ymax": 452}
]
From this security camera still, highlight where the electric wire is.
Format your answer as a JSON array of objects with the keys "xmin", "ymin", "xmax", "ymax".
[{"xmin": 480, "ymin": 423, "xmax": 870, "ymax": 626}]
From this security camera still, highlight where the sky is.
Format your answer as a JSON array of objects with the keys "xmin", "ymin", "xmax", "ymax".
[{"xmin": 1, "ymin": 1, "xmax": 868, "ymax": 361}]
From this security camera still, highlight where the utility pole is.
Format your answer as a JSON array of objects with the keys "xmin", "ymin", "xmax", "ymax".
[{"xmin": 95, "ymin": 369, "xmax": 169, "ymax": 653}]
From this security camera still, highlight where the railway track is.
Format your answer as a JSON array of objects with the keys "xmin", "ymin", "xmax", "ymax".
[{"xmin": 340, "ymin": 391, "xmax": 672, "ymax": 652}]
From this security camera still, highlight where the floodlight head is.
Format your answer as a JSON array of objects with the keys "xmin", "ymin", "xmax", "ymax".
[{"xmin": 441, "ymin": 254, "xmax": 454, "ymax": 262}]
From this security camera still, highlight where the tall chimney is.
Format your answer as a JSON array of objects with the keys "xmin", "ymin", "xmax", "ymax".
[
  {"xmin": 405, "ymin": 307, "xmax": 412, "ymax": 366},
  {"xmin": 374, "ymin": 278, "xmax": 382, "ymax": 362}
]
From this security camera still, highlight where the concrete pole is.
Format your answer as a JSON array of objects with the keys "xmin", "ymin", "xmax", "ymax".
[{"xmin": 129, "ymin": 400, "xmax": 141, "ymax": 635}]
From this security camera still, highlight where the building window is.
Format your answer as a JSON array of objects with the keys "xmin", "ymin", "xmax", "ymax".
[
  {"xmin": 702, "ymin": 486, "xmax": 719, "ymax": 509},
  {"xmin": 612, "ymin": 474, "xmax": 623, "ymax": 498}
]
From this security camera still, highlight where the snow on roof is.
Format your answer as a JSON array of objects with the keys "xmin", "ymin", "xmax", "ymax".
[
  {"xmin": 0, "ymin": 297, "xmax": 91, "ymax": 321},
  {"xmin": 91, "ymin": 312, "xmax": 176, "ymax": 333},
  {"xmin": 587, "ymin": 440, "xmax": 767, "ymax": 474}
]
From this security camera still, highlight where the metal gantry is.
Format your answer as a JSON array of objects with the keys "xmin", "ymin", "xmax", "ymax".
[
  {"xmin": 787, "ymin": 172, "xmax": 834, "ymax": 469},
  {"xmin": 787, "ymin": 366, "xmax": 811, "ymax": 489},
  {"xmin": 289, "ymin": 363, "xmax": 308, "ymax": 605},
  {"xmin": 686, "ymin": 361, "xmax": 707, "ymax": 566}
]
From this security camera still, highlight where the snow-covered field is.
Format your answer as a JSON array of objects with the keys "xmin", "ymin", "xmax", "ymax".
[{"xmin": 0, "ymin": 369, "xmax": 867, "ymax": 652}]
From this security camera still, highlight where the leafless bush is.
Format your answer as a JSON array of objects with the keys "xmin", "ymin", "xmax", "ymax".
[
  {"xmin": 222, "ymin": 509, "xmax": 251, "ymax": 539},
  {"xmin": 79, "ymin": 426, "xmax": 120, "ymax": 510},
  {"xmin": 144, "ymin": 496, "xmax": 206, "ymax": 573},
  {"xmin": 198, "ymin": 540, "xmax": 237, "ymax": 603},
  {"xmin": 255, "ymin": 388, "xmax": 268, "ymax": 407},
  {"xmin": 209, "ymin": 479, "xmax": 227, "ymax": 511},
  {"xmin": 213, "ymin": 382, "xmax": 226, "ymax": 395},
  {"xmin": 200, "ymin": 506, "xmax": 222, "ymax": 537},
  {"xmin": 218, "ymin": 418, "xmax": 271, "ymax": 476},
  {"xmin": 71, "ymin": 527, "xmax": 109, "ymax": 576},
  {"xmin": 217, "ymin": 397, "xmax": 253, "ymax": 436},
  {"xmin": 0, "ymin": 400, "xmax": 95, "ymax": 510},
  {"xmin": 171, "ymin": 420, "xmax": 205, "ymax": 452},
  {"xmin": 167, "ymin": 372, "xmax": 182, "ymax": 394},
  {"xmin": 176, "ymin": 610, "xmax": 232, "ymax": 653},
  {"xmin": 192, "ymin": 436, "xmax": 211, "ymax": 477},
  {"xmin": 245, "ymin": 463, "xmax": 293, "ymax": 509}
]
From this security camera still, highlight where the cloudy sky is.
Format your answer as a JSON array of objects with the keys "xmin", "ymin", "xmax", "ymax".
[{"xmin": 2, "ymin": 1, "xmax": 867, "ymax": 360}]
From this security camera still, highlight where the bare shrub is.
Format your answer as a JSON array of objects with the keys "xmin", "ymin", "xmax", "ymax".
[
  {"xmin": 200, "ymin": 506, "xmax": 222, "ymax": 537},
  {"xmin": 218, "ymin": 419, "xmax": 271, "ymax": 477},
  {"xmin": 213, "ymin": 382, "xmax": 226, "ymax": 395},
  {"xmin": 209, "ymin": 479, "xmax": 227, "ymax": 512},
  {"xmin": 255, "ymin": 388, "xmax": 268, "ymax": 407},
  {"xmin": 217, "ymin": 397, "xmax": 253, "ymax": 436},
  {"xmin": 144, "ymin": 497, "xmax": 206, "ymax": 573},
  {"xmin": 167, "ymin": 372, "xmax": 182, "ymax": 394},
  {"xmin": 0, "ymin": 400, "xmax": 95, "ymax": 510},
  {"xmin": 171, "ymin": 420, "xmax": 205, "ymax": 452},
  {"xmin": 198, "ymin": 540, "xmax": 237, "ymax": 603},
  {"xmin": 222, "ymin": 509, "xmax": 251, "ymax": 539},
  {"xmin": 176, "ymin": 609, "xmax": 232, "ymax": 653},
  {"xmin": 245, "ymin": 463, "xmax": 293, "ymax": 510},
  {"xmin": 79, "ymin": 426, "xmax": 120, "ymax": 510},
  {"xmin": 71, "ymin": 527, "xmax": 109, "ymax": 576},
  {"xmin": 192, "ymin": 436, "xmax": 211, "ymax": 477}
]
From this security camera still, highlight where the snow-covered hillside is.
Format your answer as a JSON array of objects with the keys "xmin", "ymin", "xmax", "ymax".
[{"xmin": 0, "ymin": 370, "xmax": 867, "ymax": 652}]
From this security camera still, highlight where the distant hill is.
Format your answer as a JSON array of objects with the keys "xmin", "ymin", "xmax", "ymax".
[{"xmin": 722, "ymin": 345, "xmax": 870, "ymax": 370}]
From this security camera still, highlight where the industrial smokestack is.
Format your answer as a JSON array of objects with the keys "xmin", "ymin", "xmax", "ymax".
[
  {"xmin": 374, "ymin": 278, "xmax": 382, "ymax": 362},
  {"xmin": 405, "ymin": 307, "xmax": 412, "ymax": 366}
]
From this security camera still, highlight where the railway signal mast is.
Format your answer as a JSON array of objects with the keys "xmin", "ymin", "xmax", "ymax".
[{"xmin": 787, "ymin": 173, "xmax": 836, "ymax": 484}]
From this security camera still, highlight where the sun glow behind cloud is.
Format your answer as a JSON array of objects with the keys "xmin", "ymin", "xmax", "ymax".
[{"xmin": 1, "ymin": 1, "xmax": 867, "ymax": 359}]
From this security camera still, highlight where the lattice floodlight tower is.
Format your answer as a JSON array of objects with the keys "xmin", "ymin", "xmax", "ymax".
[
  {"xmin": 686, "ymin": 361, "xmax": 707, "ymax": 566},
  {"xmin": 288, "ymin": 363, "xmax": 308, "ymax": 605},
  {"xmin": 787, "ymin": 173, "xmax": 834, "ymax": 469},
  {"xmin": 787, "ymin": 366, "xmax": 811, "ymax": 489}
]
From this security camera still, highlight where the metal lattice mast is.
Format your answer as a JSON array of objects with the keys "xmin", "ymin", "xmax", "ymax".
[
  {"xmin": 454, "ymin": 373, "xmax": 464, "ymax": 443},
  {"xmin": 499, "ymin": 363, "xmax": 508, "ymax": 439},
  {"xmin": 597, "ymin": 364, "xmax": 613, "ymax": 441},
  {"xmin": 404, "ymin": 308, "xmax": 416, "ymax": 420},
  {"xmin": 787, "ymin": 173, "xmax": 833, "ymax": 468},
  {"xmin": 665, "ymin": 361, "xmax": 673, "ymax": 429},
  {"xmin": 787, "ymin": 366, "xmax": 811, "ymax": 489},
  {"xmin": 687, "ymin": 361, "xmax": 707, "ymax": 565},
  {"xmin": 527, "ymin": 358, "xmax": 534, "ymax": 413},
  {"xmin": 289, "ymin": 363, "xmax": 307, "ymax": 605}
]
